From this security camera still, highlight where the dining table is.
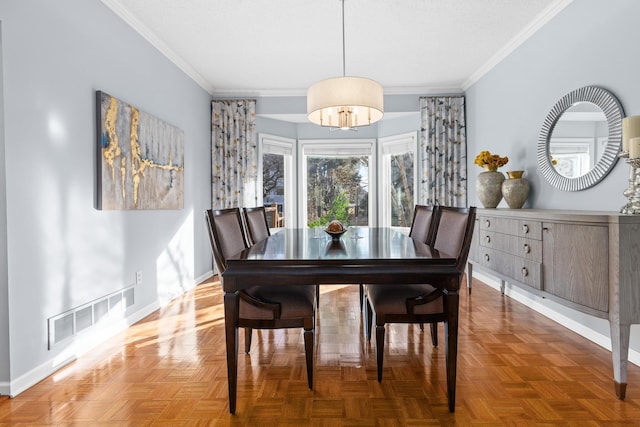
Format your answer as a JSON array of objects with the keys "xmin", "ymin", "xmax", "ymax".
[{"xmin": 221, "ymin": 226, "xmax": 462, "ymax": 414}]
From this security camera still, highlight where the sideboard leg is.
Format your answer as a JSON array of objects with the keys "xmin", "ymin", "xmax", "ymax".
[
  {"xmin": 466, "ymin": 262, "xmax": 473, "ymax": 294},
  {"xmin": 615, "ymin": 381, "xmax": 627, "ymax": 400},
  {"xmin": 610, "ymin": 321, "xmax": 630, "ymax": 400}
]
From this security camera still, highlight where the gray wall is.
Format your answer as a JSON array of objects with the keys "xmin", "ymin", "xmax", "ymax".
[
  {"xmin": 2, "ymin": 0, "xmax": 637, "ymax": 394},
  {"xmin": 466, "ymin": 0, "xmax": 640, "ymax": 210},
  {"xmin": 466, "ymin": 0, "xmax": 640, "ymax": 355},
  {"xmin": 0, "ymin": 21, "xmax": 9, "ymax": 386},
  {"xmin": 255, "ymin": 94, "xmax": 424, "ymax": 141},
  {"xmin": 0, "ymin": 0, "xmax": 212, "ymax": 391}
]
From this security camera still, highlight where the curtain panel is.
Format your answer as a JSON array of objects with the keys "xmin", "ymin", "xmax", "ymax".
[
  {"xmin": 419, "ymin": 96, "xmax": 467, "ymax": 207},
  {"xmin": 211, "ymin": 100, "xmax": 258, "ymax": 209}
]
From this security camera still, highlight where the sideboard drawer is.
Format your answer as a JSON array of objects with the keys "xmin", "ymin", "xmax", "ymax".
[
  {"xmin": 479, "ymin": 216, "xmax": 542, "ymax": 240},
  {"xmin": 478, "ymin": 247, "xmax": 543, "ymax": 290},
  {"xmin": 478, "ymin": 230, "xmax": 542, "ymax": 262}
]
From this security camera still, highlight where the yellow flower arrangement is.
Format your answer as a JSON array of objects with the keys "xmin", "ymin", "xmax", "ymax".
[{"xmin": 474, "ymin": 151, "xmax": 509, "ymax": 171}]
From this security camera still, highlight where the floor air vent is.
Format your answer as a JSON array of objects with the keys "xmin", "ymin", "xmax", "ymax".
[{"xmin": 48, "ymin": 286, "xmax": 135, "ymax": 349}]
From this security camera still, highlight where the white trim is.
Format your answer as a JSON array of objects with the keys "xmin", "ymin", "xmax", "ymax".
[
  {"xmin": 212, "ymin": 85, "xmax": 465, "ymax": 98},
  {"xmin": 298, "ymin": 139, "xmax": 377, "ymax": 227},
  {"xmin": 472, "ymin": 270, "xmax": 640, "ymax": 368},
  {"xmin": 259, "ymin": 134, "xmax": 297, "ymax": 228},
  {"xmin": 3, "ymin": 300, "xmax": 159, "ymax": 397},
  {"xmin": 1, "ymin": 273, "xmax": 214, "ymax": 398},
  {"xmin": 100, "ymin": 0, "xmax": 215, "ymax": 94},
  {"xmin": 462, "ymin": 0, "xmax": 574, "ymax": 90},
  {"xmin": 378, "ymin": 132, "xmax": 418, "ymax": 228}
]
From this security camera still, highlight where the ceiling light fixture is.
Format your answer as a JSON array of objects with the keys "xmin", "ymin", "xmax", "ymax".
[{"xmin": 307, "ymin": 0, "xmax": 383, "ymax": 130}]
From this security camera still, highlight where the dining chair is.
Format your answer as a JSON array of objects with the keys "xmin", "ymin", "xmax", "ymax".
[
  {"xmin": 358, "ymin": 204, "xmax": 440, "ymax": 309},
  {"xmin": 364, "ymin": 205, "xmax": 476, "ymax": 382},
  {"xmin": 205, "ymin": 208, "xmax": 316, "ymax": 388},
  {"xmin": 409, "ymin": 204, "xmax": 440, "ymax": 245},
  {"xmin": 243, "ymin": 206, "xmax": 321, "ymax": 308},
  {"xmin": 243, "ymin": 206, "xmax": 271, "ymax": 245}
]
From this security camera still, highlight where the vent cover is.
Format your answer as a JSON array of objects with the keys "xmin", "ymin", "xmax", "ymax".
[{"xmin": 48, "ymin": 286, "xmax": 135, "ymax": 349}]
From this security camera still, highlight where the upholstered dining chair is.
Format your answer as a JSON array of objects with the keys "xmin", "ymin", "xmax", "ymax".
[
  {"xmin": 243, "ymin": 206, "xmax": 321, "ymax": 308},
  {"xmin": 364, "ymin": 206, "xmax": 476, "ymax": 382},
  {"xmin": 243, "ymin": 206, "xmax": 271, "ymax": 245},
  {"xmin": 358, "ymin": 204, "xmax": 440, "ymax": 309},
  {"xmin": 409, "ymin": 204, "xmax": 440, "ymax": 245},
  {"xmin": 205, "ymin": 208, "xmax": 316, "ymax": 389}
]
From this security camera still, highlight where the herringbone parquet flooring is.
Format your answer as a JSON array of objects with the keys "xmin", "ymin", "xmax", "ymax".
[{"xmin": 1, "ymin": 276, "xmax": 640, "ymax": 426}]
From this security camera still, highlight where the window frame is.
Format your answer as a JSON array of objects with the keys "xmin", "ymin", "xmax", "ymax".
[
  {"xmin": 258, "ymin": 133, "xmax": 297, "ymax": 228},
  {"xmin": 297, "ymin": 138, "xmax": 377, "ymax": 228},
  {"xmin": 377, "ymin": 132, "xmax": 418, "ymax": 229}
]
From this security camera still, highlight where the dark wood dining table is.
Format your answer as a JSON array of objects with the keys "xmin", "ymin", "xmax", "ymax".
[{"xmin": 222, "ymin": 227, "xmax": 461, "ymax": 414}]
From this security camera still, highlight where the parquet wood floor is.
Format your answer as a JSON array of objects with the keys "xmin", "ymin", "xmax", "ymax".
[{"xmin": 2, "ymin": 276, "xmax": 640, "ymax": 426}]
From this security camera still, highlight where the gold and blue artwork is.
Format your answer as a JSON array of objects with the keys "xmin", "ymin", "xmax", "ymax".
[{"xmin": 96, "ymin": 91, "xmax": 184, "ymax": 210}]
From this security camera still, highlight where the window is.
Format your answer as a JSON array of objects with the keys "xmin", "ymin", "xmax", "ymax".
[
  {"xmin": 298, "ymin": 139, "xmax": 376, "ymax": 227},
  {"xmin": 259, "ymin": 134, "xmax": 296, "ymax": 228},
  {"xmin": 378, "ymin": 132, "xmax": 417, "ymax": 229}
]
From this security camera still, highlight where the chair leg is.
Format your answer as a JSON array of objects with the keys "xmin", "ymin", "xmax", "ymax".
[
  {"xmin": 316, "ymin": 285, "xmax": 320, "ymax": 308},
  {"xmin": 376, "ymin": 324, "xmax": 385, "ymax": 382},
  {"xmin": 359, "ymin": 284, "xmax": 364, "ymax": 311},
  {"xmin": 365, "ymin": 297, "xmax": 373, "ymax": 341},
  {"xmin": 303, "ymin": 325, "xmax": 314, "ymax": 389},
  {"xmin": 430, "ymin": 322, "xmax": 438, "ymax": 347},
  {"xmin": 244, "ymin": 327, "xmax": 253, "ymax": 354}
]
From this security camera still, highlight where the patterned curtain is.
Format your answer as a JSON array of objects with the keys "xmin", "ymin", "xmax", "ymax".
[
  {"xmin": 419, "ymin": 96, "xmax": 467, "ymax": 207},
  {"xmin": 211, "ymin": 100, "xmax": 258, "ymax": 209}
]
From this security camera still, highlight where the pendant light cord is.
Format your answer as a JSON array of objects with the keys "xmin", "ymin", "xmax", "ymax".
[{"xmin": 341, "ymin": 0, "xmax": 346, "ymax": 77}]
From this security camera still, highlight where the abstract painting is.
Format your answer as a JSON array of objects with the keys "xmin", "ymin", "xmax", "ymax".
[{"xmin": 96, "ymin": 91, "xmax": 184, "ymax": 210}]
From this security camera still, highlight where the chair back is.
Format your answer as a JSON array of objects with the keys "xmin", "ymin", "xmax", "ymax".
[
  {"xmin": 409, "ymin": 205, "xmax": 439, "ymax": 245},
  {"xmin": 432, "ymin": 206, "xmax": 476, "ymax": 272},
  {"xmin": 205, "ymin": 208, "xmax": 248, "ymax": 273},
  {"xmin": 243, "ymin": 206, "xmax": 271, "ymax": 245}
]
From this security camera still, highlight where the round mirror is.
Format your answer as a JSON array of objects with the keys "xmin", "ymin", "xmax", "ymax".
[{"xmin": 537, "ymin": 86, "xmax": 624, "ymax": 191}]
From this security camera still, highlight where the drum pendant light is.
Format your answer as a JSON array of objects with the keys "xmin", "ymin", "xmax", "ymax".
[{"xmin": 307, "ymin": 0, "xmax": 383, "ymax": 130}]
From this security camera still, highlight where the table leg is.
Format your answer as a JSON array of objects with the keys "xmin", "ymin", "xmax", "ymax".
[
  {"xmin": 224, "ymin": 292, "xmax": 239, "ymax": 413},
  {"xmin": 443, "ymin": 288, "xmax": 459, "ymax": 413},
  {"xmin": 466, "ymin": 262, "xmax": 473, "ymax": 293}
]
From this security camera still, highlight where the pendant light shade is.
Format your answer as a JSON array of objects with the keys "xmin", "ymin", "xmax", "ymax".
[
  {"xmin": 306, "ymin": 0, "xmax": 383, "ymax": 130},
  {"xmin": 307, "ymin": 77, "xmax": 384, "ymax": 129}
]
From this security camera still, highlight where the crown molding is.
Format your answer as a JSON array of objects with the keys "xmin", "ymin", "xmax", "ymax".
[
  {"xmin": 101, "ymin": 0, "xmax": 216, "ymax": 94},
  {"xmin": 462, "ymin": 0, "xmax": 574, "ymax": 91},
  {"xmin": 103, "ymin": 0, "xmax": 570, "ymax": 97},
  {"xmin": 212, "ymin": 85, "xmax": 464, "ymax": 99}
]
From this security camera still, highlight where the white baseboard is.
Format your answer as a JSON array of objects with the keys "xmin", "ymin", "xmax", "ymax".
[
  {"xmin": 195, "ymin": 270, "xmax": 214, "ymax": 285},
  {"xmin": 0, "ymin": 381, "xmax": 10, "ymax": 396},
  {"xmin": 4, "ymin": 272, "xmax": 215, "ymax": 398},
  {"xmin": 472, "ymin": 270, "xmax": 640, "ymax": 368},
  {"xmin": 5, "ymin": 300, "xmax": 160, "ymax": 397}
]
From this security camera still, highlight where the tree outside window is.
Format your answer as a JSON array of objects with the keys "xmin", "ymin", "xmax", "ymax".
[
  {"xmin": 390, "ymin": 151, "xmax": 414, "ymax": 227},
  {"xmin": 263, "ymin": 152, "xmax": 285, "ymax": 226},
  {"xmin": 306, "ymin": 156, "xmax": 369, "ymax": 227}
]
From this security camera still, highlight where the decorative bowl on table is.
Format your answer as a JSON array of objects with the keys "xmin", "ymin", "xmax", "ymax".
[{"xmin": 325, "ymin": 220, "xmax": 347, "ymax": 241}]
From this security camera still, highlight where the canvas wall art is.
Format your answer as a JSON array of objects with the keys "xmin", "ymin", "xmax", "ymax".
[{"xmin": 96, "ymin": 91, "xmax": 184, "ymax": 210}]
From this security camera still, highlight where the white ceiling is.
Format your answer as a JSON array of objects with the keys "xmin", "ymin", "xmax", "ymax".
[{"xmin": 103, "ymin": 0, "xmax": 572, "ymax": 98}]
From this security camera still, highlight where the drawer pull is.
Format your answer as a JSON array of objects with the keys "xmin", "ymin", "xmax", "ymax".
[
  {"xmin": 521, "ymin": 267, "xmax": 529, "ymax": 277},
  {"xmin": 484, "ymin": 254, "xmax": 490, "ymax": 262},
  {"xmin": 485, "ymin": 235, "xmax": 491, "ymax": 244},
  {"xmin": 485, "ymin": 219, "xmax": 491, "ymax": 228},
  {"xmin": 522, "ymin": 224, "xmax": 529, "ymax": 234},
  {"xmin": 523, "ymin": 243, "xmax": 530, "ymax": 254}
]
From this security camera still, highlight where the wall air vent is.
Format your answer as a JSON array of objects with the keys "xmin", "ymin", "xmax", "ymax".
[{"xmin": 47, "ymin": 285, "xmax": 135, "ymax": 349}]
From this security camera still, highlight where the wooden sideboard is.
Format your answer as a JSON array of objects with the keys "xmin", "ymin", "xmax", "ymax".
[{"xmin": 467, "ymin": 208, "xmax": 640, "ymax": 399}]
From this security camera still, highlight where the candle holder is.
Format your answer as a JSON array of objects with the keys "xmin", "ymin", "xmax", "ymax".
[{"xmin": 620, "ymin": 152, "xmax": 640, "ymax": 214}]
